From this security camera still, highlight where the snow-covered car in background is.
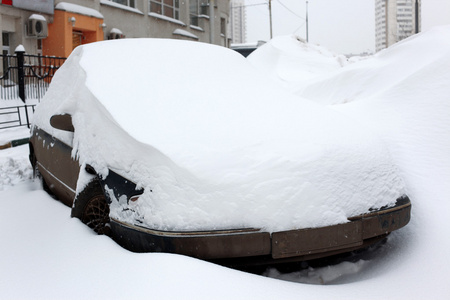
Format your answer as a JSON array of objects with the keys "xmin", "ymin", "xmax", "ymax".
[{"xmin": 29, "ymin": 39, "xmax": 410, "ymax": 265}]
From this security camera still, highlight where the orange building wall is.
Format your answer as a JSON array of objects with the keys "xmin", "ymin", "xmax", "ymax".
[{"xmin": 43, "ymin": 10, "xmax": 104, "ymax": 58}]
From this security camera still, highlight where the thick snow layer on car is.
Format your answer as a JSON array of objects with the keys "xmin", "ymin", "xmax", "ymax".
[{"xmin": 32, "ymin": 39, "xmax": 405, "ymax": 232}]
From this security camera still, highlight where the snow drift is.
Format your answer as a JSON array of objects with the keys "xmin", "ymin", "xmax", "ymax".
[
  {"xmin": 294, "ymin": 26, "xmax": 450, "ymax": 104},
  {"xmin": 247, "ymin": 35, "xmax": 349, "ymax": 87}
]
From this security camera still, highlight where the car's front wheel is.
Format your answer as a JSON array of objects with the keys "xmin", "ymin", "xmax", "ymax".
[
  {"xmin": 72, "ymin": 179, "xmax": 111, "ymax": 236},
  {"xmin": 81, "ymin": 193, "xmax": 111, "ymax": 236}
]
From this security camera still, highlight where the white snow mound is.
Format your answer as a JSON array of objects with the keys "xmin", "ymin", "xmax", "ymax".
[
  {"xmin": 295, "ymin": 26, "xmax": 450, "ymax": 105},
  {"xmin": 248, "ymin": 35, "xmax": 348, "ymax": 86}
]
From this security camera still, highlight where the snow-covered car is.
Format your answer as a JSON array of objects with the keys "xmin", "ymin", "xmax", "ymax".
[{"xmin": 29, "ymin": 39, "xmax": 410, "ymax": 265}]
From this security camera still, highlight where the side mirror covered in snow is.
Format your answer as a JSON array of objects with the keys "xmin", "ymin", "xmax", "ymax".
[{"xmin": 50, "ymin": 114, "xmax": 74, "ymax": 132}]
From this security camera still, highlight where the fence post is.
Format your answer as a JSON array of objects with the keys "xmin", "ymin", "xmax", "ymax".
[
  {"xmin": 15, "ymin": 45, "xmax": 31, "ymax": 128},
  {"xmin": 15, "ymin": 46, "xmax": 26, "ymax": 103}
]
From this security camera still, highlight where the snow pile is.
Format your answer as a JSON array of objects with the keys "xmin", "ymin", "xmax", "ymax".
[
  {"xmin": 295, "ymin": 26, "xmax": 450, "ymax": 105},
  {"xmin": 32, "ymin": 38, "xmax": 404, "ymax": 232},
  {"xmin": 0, "ymin": 145, "xmax": 33, "ymax": 191},
  {"xmin": 265, "ymin": 260, "xmax": 368, "ymax": 285},
  {"xmin": 247, "ymin": 35, "xmax": 348, "ymax": 86}
]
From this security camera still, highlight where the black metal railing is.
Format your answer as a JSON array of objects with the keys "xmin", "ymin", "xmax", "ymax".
[
  {"xmin": 23, "ymin": 53, "xmax": 66, "ymax": 101},
  {"xmin": 0, "ymin": 105, "xmax": 36, "ymax": 129},
  {"xmin": 0, "ymin": 49, "xmax": 66, "ymax": 129},
  {"xmin": 1, "ymin": 51, "xmax": 66, "ymax": 102},
  {"xmin": 1, "ymin": 54, "xmax": 18, "ymax": 100}
]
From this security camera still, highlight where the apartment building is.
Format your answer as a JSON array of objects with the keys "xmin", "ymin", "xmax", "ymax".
[
  {"xmin": 1, "ymin": 0, "xmax": 230, "ymax": 58},
  {"xmin": 229, "ymin": 0, "xmax": 246, "ymax": 44},
  {"xmin": 375, "ymin": 0, "xmax": 421, "ymax": 52},
  {"xmin": 1, "ymin": 1, "xmax": 53, "ymax": 56}
]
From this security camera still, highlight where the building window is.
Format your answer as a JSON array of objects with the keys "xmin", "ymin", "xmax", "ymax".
[
  {"xmin": 149, "ymin": 0, "xmax": 180, "ymax": 19},
  {"xmin": 2, "ymin": 32, "xmax": 10, "ymax": 55},
  {"xmin": 190, "ymin": 0, "xmax": 209, "ymax": 26},
  {"xmin": 110, "ymin": 0, "xmax": 135, "ymax": 7},
  {"xmin": 2, "ymin": 32, "xmax": 11, "ymax": 79},
  {"xmin": 220, "ymin": 17, "xmax": 226, "ymax": 35}
]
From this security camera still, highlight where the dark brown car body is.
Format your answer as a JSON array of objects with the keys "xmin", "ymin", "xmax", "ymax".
[{"xmin": 29, "ymin": 114, "xmax": 411, "ymax": 266}]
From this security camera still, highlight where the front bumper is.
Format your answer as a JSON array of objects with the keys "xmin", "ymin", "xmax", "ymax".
[{"xmin": 110, "ymin": 196, "xmax": 411, "ymax": 263}]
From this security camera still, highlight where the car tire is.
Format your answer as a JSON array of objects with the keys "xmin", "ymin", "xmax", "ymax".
[{"xmin": 72, "ymin": 179, "xmax": 111, "ymax": 236}]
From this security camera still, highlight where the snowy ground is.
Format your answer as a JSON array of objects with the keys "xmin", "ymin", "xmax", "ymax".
[{"xmin": 1, "ymin": 26, "xmax": 450, "ymax": 299}]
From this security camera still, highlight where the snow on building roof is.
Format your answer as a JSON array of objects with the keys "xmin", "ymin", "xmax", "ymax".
[
  {"xmin": 55, "ymin": 2, "xmax": 104, "ymax": 19},
  {"xmin": 173, "ymin": 29, "xmax": 198, "ymax": 40}
]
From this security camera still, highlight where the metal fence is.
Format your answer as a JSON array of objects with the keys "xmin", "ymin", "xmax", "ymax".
[
  {"xmin": 1, "ymin": 52, "xmax": 66, "ymax": 101},
  {"xmin": 0, "ymin": 105, "xmax": 36, "ymax": 130},
  {"xmin": 0, "ymin": 50, "xmax": 66, "ymax": 129}
]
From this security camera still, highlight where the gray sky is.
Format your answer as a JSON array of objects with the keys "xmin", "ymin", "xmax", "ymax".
[{"xmin": 244, "ymin": 0, "xmax": 450, "ymax": 54}]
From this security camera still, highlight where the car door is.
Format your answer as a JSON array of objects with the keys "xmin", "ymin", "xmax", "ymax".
[{"xmin": 31, "ymin": 115, "xmax": 80, "ymax": 207}]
